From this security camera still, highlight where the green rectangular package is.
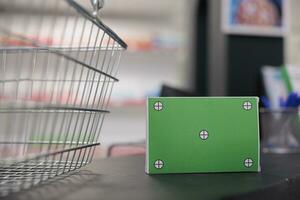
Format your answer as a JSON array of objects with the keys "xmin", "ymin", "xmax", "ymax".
[{"xmin": 146, "ymin": 97, "xmax": 260, "ymax": 174}]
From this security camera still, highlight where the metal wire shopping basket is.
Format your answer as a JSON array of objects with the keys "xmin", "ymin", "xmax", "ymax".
[{"xmin": 0, "ymin": 0, "xmax": 127, "ymax": 196}]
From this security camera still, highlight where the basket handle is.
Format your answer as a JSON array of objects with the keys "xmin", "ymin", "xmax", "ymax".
[{"xmin": 91, "ymin": 0, "xmax": 104, "ymax": 16}]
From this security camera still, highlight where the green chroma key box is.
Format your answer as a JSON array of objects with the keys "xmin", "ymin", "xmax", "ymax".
[{"xmin": 146, "ymin": 97, "xmax": 260, "ymax": 174}]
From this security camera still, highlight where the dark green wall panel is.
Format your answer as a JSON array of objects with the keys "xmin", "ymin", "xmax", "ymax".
[{"xmin": 227, "ymin": 36, "xmax": 283, "ymax": 96}]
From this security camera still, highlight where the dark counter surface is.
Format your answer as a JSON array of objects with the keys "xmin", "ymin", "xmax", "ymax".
[{"xmin": 4, "ymin": 154, "xmax": 300, "ymax": 200}]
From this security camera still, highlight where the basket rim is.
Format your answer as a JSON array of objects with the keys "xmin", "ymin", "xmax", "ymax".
[
  {"xmin": 0, "ymin": 46, "xmax": 120, "ymax": 82},
  {"xmin": 0, "ymin": 104, "xmax": 110, "ymax": 113}
]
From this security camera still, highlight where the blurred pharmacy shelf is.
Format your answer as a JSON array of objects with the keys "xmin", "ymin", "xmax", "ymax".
[
  {"xmin": 0, "ymin": 0, "xmax": 197, "ymax": 147},
  {"xmin": 99, "ymin": 0, "xmax": 198, "ymax": 147},
  {"xmin": 101, "ymin": 104, "xmax": 146, "ymax": 148}
]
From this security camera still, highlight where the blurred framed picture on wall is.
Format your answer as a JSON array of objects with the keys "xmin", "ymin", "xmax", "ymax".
[{"xmin": 222, "ymin": 0, "xmax": 287, "ymax": 37}]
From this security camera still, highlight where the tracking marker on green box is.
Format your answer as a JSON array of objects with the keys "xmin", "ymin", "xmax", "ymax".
[{"xmin": 146, "ymin": 97, "xmax": 260, "ymax": 174}]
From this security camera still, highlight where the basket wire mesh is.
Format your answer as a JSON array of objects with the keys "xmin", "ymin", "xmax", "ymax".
[{"xmin": 0, "ymin": 0, "xmax": 126, "ymax": 196}]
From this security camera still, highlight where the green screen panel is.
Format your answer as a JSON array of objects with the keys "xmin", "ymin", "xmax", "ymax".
[{"xmin": 146, "ymin": 97, "xmax": 260, "ymax": 174}]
